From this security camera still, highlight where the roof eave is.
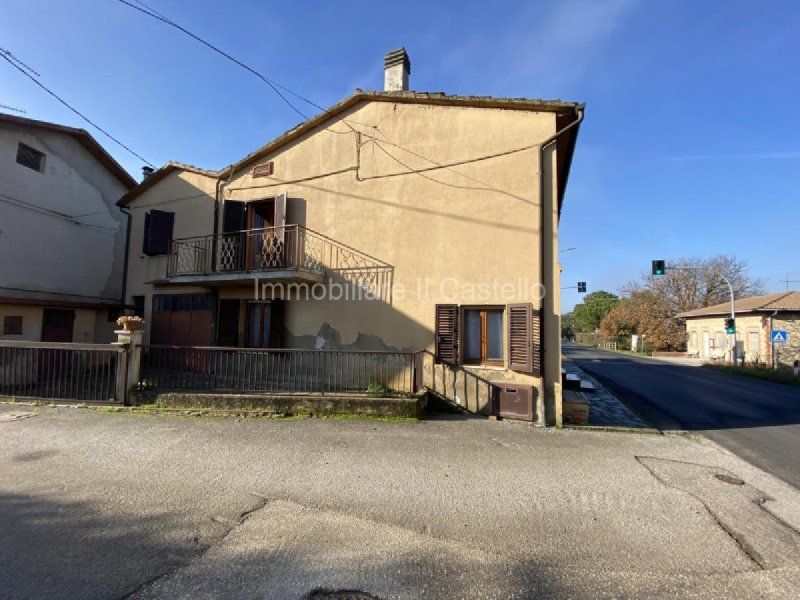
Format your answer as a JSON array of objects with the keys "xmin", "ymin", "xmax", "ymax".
[
  {"xmin": 225, "ymin": 90, "xmax": 584, "ymax": 176},
  {"xmin": 0, "ymin": 112, "xmax": 137, "ymax": 189}
]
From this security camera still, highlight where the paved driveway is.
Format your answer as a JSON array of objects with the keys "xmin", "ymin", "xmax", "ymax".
[{"xmin": 2, "ymin": 405, "xmax": 799, "ymax": 599}]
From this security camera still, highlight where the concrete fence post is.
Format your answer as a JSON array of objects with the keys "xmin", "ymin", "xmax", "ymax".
[{"xmin": 112, "ymin": 327, "xmax": 144, "ymax": 405}]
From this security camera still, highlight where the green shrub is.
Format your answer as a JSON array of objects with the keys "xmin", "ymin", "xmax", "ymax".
[{"xmin": 366, "ymin": 383, "xmax": 390, "ymax": 397}]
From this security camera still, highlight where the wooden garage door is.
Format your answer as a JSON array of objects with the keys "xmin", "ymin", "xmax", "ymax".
[{"xmin": 150, "ymin": 294, "xmax": 214, "ymax": 346}]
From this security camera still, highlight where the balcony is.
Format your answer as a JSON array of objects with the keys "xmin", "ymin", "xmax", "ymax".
[{"xmin": 166, "ymin": 224, "xmax": 393, "ymax": 299}]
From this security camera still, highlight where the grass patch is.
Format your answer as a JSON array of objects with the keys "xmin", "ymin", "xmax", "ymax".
[
  {"xmin": 87, "ymin": 405, "xmax": 418, "ymax": 422},
  {"xmin": 703, "ymin": 364, "xmax": 800, "ymax": 387}
]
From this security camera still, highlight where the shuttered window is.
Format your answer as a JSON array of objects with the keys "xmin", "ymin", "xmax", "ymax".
[
  {"xmin": 507, "ymin": 303, "xmax": 541, "ymax": 376},
  {"xmin": 142, "ymin": 210, "xmax": 175, "ymax": 256},
  {"xmin": 435, "ymin": 304, "xmax": 459, "ymax": 364},
  {"xmin": 463, "ymin": 308, "xmax": 504, "ymax": 366}
]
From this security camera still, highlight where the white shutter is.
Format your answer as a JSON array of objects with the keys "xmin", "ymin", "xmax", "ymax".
[
  {"xmin": 274, "ymin": 192, "xmax": 286, "ymax": 239},
  {"xmin": 273, "ymin": 191, "xmax": 287, "ymax": 268}
]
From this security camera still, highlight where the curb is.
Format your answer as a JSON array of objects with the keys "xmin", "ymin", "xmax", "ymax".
[{"xmin": 563, "ymin": 424, "xmax": 662, "ymax": 435}]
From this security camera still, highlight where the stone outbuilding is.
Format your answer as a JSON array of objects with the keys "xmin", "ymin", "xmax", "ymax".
[{"xmin": 678, "ymin": 291, "xmax": 800, "ymax": 369}]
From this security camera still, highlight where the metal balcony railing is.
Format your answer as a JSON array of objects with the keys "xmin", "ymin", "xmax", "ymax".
[{"xmin": 167, "ymin": 224, "xmax": 394, "ymax": 298}]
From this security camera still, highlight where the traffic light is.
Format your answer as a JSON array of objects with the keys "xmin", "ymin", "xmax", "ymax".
[
  {"xmin": 652, "ymin": 260, "xmax": 666, "ymax": 276},
  {"xmin": 725, "ymin": 318, "xmax": 735, "ymax": 334},
  {"xmin": 577, "ymin": 282, "xmax": 587, "ymax": 293}
]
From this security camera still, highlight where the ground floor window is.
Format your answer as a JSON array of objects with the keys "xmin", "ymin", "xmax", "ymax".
[
  {"xmin": 435, "ymin": 303, "xmax": 540, "ymax": 375},
  {"xmin": 463, "ymin": 307, "xmax": 504, "ymax": 366},
  {"xmin": 714, "ymin": 331, "xmax": 725, "ymax": 349},
  {"xmin": 748, "ymin": 331, "xmax": 760, "ymax": 360}
]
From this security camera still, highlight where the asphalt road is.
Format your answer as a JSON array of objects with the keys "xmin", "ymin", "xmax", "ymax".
[
  {"xmin": 4, "ymin": 404, "xmax": 800, "ymax": 598},
  {"xmin": 564, "ymin": 343, "xmax": 800, "ymax": 489}
]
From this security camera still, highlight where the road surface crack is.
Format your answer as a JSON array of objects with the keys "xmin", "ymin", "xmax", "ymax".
[{"xmin": 118, "ymin": 493, "xmax": 270, "ymax": 599}]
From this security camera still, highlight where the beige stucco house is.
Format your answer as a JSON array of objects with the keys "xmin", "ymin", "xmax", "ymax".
[
  {"xmin": 0, "ymin": 113, "xmax": 136, "ymax": 343},
  {"xmin": 679, "ymin": 291, "xmax": 800, "ymax": 369},
  {"xmin": 119, "ymin": 49, "xmax": 584, "ymax": 424}
]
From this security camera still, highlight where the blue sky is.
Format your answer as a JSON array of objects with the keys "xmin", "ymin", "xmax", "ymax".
[{"xmin": 2, "ymin": 0, "xmax": 798, "ymax": 310}]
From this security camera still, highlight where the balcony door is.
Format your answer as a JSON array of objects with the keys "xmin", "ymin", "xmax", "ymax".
[
  {"xmin": 221, "ymin": 193, "xmax": 287, "ymax": 271},
  {"xmin": 248, "ymin": 200, "xmax": 276, "ymax": 269}
]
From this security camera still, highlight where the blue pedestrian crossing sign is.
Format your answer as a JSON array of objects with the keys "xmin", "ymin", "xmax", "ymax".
[{"xmin": 771, "ymin": 330, "xmax": 788, "ymax": 344}]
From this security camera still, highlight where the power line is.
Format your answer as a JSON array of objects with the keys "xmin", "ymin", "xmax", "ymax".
[
  {"xmin": 115, "ymin": 0, "xmax": 381, "ymax": 137},
  {"xmin": 117, "ymin": 0, "xmax": 313, "ymax": 121},
  {"xmin": 116, "ymin": 1, "xmax": 567, "ymax": 189},
  {"xmin": 0, "ymin": 49, "xmax": 155, "ymax": 167},
  {"xmin": 1, "ymin": 47, "xmax": 40, "ymax": 77}
]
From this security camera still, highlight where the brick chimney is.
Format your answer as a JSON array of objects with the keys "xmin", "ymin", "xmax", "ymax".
[{"xmin": 384, "ymin": 48, "xmax": 411, "ymax": 92}]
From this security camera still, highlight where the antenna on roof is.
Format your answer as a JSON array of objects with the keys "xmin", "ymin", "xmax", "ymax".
[
  {"xmin": 0, "ymin": 102, "xmax": 26, "ymax": 114},
  {"xmin": 781, "ymin": 272, "xmax": 800, "ymax": 291}
]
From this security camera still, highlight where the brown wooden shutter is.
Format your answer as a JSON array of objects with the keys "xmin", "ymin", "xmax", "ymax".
[
  {"xmin": 143, "ymin": 210, "xmax": 175, "ymax": 256},
  {"xmin": 532, "ymin": 308, "xmax": 542, "ymax": 377},
  {"xmin": 222, "ymin": 200, "xmax": 246, "ymax": 233},
  {"xmin": 508, "ymin": 303, "xmax": 533, "ymax": 374},
  {"xmin": 435, "ymin": 304, "xmax": 459, "ymax": 364},
  {"xmin": 268, "ymin": 299, "xmax": 285, "ymax": 348}
]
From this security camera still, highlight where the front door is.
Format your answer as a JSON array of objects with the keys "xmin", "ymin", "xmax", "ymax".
[
  {"xmin": 41, "ymin": 309, "xmax": 75, "ymax": 342},
  {"xmin": 246, "ymin": 300, "xmax": 284, "ymax": 348},
  {"xmin": 702, "ymin": 331, "xmax": 710, "ymax": 358},
  {"xmin": 247, "ymin": 302, "xmax": 272, "ymax": 348},
  {"xmin": 217, "ymin": 299, "xmax": 240, "ymax": 347},
  {"xmin": 39, "ymin": 309, "xmax": 75, "ymax": 384}
]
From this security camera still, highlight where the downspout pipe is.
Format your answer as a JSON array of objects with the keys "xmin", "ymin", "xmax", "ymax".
[
  {"xmin": 211, "ymin": 169, "xmax": 233, "ymax": 345},
  {"xmin": 119, "ymin": 206, "xmax": 132, "ymax": 308},
  {"xmin": 538, "ymin": 104, "xmax": 585, "ymax": 427}
]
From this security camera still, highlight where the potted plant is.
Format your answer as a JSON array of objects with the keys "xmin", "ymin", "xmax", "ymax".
[{"xmin": 116, "ymin": 315, "xmax": 145, "ymax": 332}]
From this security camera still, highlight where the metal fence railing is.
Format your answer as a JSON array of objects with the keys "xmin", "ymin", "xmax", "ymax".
[
  {"xmin": 0, "ymin": 341, "xmax": 123, "ymax": 403},
  {"xmin": 139, "ymin": 345, "xmax": 417, "ymax": 395}
]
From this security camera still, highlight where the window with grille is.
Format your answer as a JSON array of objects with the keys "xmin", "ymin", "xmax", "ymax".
[{"xmin": 16, "ymin": 142, "xmax": 46, "ymax": 172}]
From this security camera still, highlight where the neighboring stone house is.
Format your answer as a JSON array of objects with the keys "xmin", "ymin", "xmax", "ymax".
[
  {"xmin": 118, "ymin": 49, "xmax": 584, "ymax": 424},
  {"xmin": 678, "ymin": 291, "xmax": 800, "ymax": 369},
  {"xmin": 0, "ymin": 114, "xmax": 136, "ymax": 343}
]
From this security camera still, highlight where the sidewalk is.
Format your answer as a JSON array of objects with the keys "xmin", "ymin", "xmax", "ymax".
[{"xmin": 562, "ymin": 358, "xmax": 652, "ymax": 429}]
